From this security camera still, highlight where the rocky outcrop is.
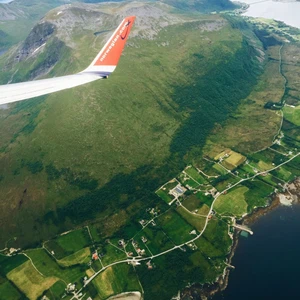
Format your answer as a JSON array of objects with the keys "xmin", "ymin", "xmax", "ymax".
[{"xmin": 15, "ymin": 21, "xmax": 56, "ymax": 62}]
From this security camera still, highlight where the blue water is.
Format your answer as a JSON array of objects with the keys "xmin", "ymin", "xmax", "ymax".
[{"xmin": 214, "ymin": 204, "xmax": 300, "ymax": 300}]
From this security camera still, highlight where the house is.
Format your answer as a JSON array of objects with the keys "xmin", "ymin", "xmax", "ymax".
[{"xmin": 92, "ymin": 252, "xmax": 99, "ymax": 260}]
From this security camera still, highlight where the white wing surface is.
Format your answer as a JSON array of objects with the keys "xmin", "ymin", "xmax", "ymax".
[{"xmin": 0, "ymin": 16, "xmax": 136, "ymax": 106}]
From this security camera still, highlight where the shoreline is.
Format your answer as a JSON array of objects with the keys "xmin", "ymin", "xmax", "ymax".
[{"xmin": 182, "ymin": 177, "xmax": 299, "ymax": 299}]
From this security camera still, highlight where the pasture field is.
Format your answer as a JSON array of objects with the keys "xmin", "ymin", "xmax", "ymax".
[
  {"xmin": 162, "ymin": 180, "xmax": 179, "ymax": 192},
  {"xmin": 214, "ymin": 186, "xmax": 248, "ymax": 217},
  {"xmin": 214, "ymin": 150, "xmax": 231, "ymax": 161},
  {"xmin": 195, "ymin": 235, "xmax": 224, "ymax": 258},
  {"xmin": 176, "ymin": 206, "xmax": 206, "ymax": 232},
  {"xmin": 182, "ymin": 194, "xmax": 212, "ymax": 215},
  {"xmin": 57, "ymin": 247, "xmax": 91, "ymax": 267},
  {"xmin": 197, "ymin": 204, "xmax": 211, "ymax": 216},
  {"xmin": 42, "ymin": 280, "xmax": 67, "ymax": 300},
  {"xmin": 283, "ymin": 106, "xmax": 300, "ymax": 126},
  {"xmin": 92, "ymin": 264, "xmax": 141, "ymax": 299},
  {"xmin": 188, "ymin": 251, "xmax": 216, "ymax": 280},
  {"xmin": 185, "ymin": 166, "xmax": 208, "ymax": 184},
  {"xmin": 101, "ymin": 244, "xmax": 127, "ymax": 266},
  {"xmin": 89, "ymin": 225, "xmax": 102, "ymax": 243},
  {"xmin": 0, "ymin": 278, "xmax": 24, "ymax": 300},
  {"xmin": 270, "ymin": 166, "xmax": 293, "ymax": 182},
  {"xmin": 0, "ymin": 254, "xmax": 28, "ymax": 275},
  {"xmin": 239, "ymin": 163, "xmax": 257, "ymax": 176},
  {"xmin": 196, "ymin": 192, "xmax": 214, "ymax": 207},
  {"xmin": 251, "ymin": 148, "xmax": 288, "ymax": 167},
  {"xmin": 25, "ymin": 249, "xmax": 84, "ymax": 285},
  {"xmin": 284, "ymin": 156, "xmax": 300, "ymax": 176},
  {"xmin": 223, "ymin": 151, "xmax": 246, "ymax": 170},
  {"xmin": 178, "ymin": 172, "xmax": 200, "ymax": 190},
  {"xmin": 182, "ymin": 194, "xmax": 204, "ymax": 212},
  {"xmin": 258, "ymin": 174, "xmax": 281, "ymax": 187},
  {"xmin": 140, "ymin": 226, "xmax": 175, "ymax": 255},
  {"xmin": 214, "ymin": 173, "xmax": 240, "ymax": 192},
  {"xmin": 155, "ymin": 189, "xmax": 174, "ymax": 205},
  {"xmin": 257, "ymin": 160, "xmax": 274, "ymax": 171},
  {"xmin": 92, "ymin": 260, "xmax": 103, "ymax": 273},
  {"xmin": 184, "ymin": 178, "xmax": 200, "ymax": 190},
  {"xmin": 194, "ymin": 159, "xmax": 220, "ymax": 177},
  {"xmin": 242, "ymin": 180, "xmax": 274, "ymax": 212},
  {"xmin": 7, "ymin": 260, "xmax": 57, "ymax": 300},
  {"xmin": 202, "ymin": 219, "xmax": 231, "ymax": 256},
  {"xmin": 157, "ymin": 210, "xmax": 194, "ymax": 245},
  {"xmin": 212, "ymin": 163, "xmax": 228, "ymax": 175},
  {"xmin": 45, "ymin": 228, "xmax": 92, "ymax": 259}
]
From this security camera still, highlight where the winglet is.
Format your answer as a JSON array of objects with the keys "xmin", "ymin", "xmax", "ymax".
[{"xmin": 82, "ymin": 16, "xmax": 136, "ymax": 76}]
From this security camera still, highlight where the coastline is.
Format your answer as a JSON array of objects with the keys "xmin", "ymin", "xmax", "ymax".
[{"xmin": 182, "ymin": 177, "xmax": 300, "ymax": 299}]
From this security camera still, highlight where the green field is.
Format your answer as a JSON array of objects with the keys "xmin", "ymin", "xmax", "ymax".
[
  {"xmin": 270, "ymin": 166, "xmax": 293, "ymax": 182},
  {"xmin": 212, "ymin": 163, "xmax": 228, "ymax": 175},
  {"xmin": 223, "ymin": 151, "xmax": 246, "ymax": 170},
  {"xmin": 138, "ymin": 226, "xmax": 175, "ymax": 255},
  {"xmin": 202, "ymin": 219, "xmax": 232, "ymax": 256},
  {"xmin": 214, "ymin": 186, "xmax": 248, "ymax": 216},
  {"xmin": 185, "ymin": 166, "xmax": 208, "ymax": 184},
  {"xmin": 101, "ymin": 244, "xmax": 127, "ymax": 266},
  {"xmin": 213, "ymin": 173, "xmax": 240, "ymax": 192},
  {"xmin": 156, "ymin": 189, "xmax": 174, "ymax": 205},
  {"xmin": 0, "ymin": 278, "xmax": 25, "ymax": 300},
  {"xmin": 157, "ymin": 210, "xmax": 194, "ymax": 245},
  {"xmin": 42, "ymin": 280, "xmax": 67, "ymax": 300},
  {"xmin": 45, "ymin": 228, "xmax": 92, "ymax": 259},
  {"xmin": 242, "ymin": 180, "xmax": 274, "ymax": 212},
  {"xmin": 92, "ymin": 264, "xmax": 141, "ymax": 299},
  {"xmin": 182, "ymin": 192, "xmax": 213, "ymax": 212},
  {"xmin": 177, "ymin": 206, "xmax": 206, "ymax": 232},
  {"xmin": 7, "ymin": 260, "xmax": 57, "ymax": 299},
  {"xmin": 258, "ymin": 174, "xmax": 281, "ymax": 187},
  {"xmin": 25, "ymin": 249, "xmax": 85, "ymax": 286},
  {"xmin": 58, "ymin": 247, "xmax": 91, "ymax": 267},
  {"xmin": 0, "ymin": 254, "xmax": 28, "ymax": 276},
  {"xmin": 283, "ymin": 106, "xmax": 300, "ymax": 126}
]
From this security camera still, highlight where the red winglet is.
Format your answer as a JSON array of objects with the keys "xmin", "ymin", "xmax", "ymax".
[{"xmin": 91, "ymin": 16, "xmax": 136, "ymax": 68}]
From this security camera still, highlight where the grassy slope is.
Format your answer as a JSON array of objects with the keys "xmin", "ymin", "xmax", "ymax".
[{"xmin": 0, "ymin": 3, "xmax": 262, "ymax": 248}]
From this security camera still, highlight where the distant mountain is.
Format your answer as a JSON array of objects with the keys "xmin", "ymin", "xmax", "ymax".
[
  {"xmin": 0, "ymin": 0, "xmax": 86, "ymax": 48},
  {"xmin": 0, "ymin": 0, "xmax": 237, "ymax": 49},
  {"xmin": 162, "ymin": 0, "xmax": 237, "ymax": 12}
]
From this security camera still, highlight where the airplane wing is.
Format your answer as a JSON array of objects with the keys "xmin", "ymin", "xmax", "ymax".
[{"xmin": 0, "ymin": 16, "xmax": 136, "ymax": 106}]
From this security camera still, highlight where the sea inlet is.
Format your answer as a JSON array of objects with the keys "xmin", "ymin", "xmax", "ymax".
[{"xmin": 214, "ymin": 203, "xmax": 300, "ymax": 299}]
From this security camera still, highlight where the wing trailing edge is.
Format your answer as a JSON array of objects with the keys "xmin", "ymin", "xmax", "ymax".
[{"xmin": 0, "ymin": 16, "xmax": 136, "ymax": 105}]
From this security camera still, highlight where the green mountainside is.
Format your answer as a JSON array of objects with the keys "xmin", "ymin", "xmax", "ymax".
[
  {"xmin": 1, "ymin": 1, "xmax": 300, "ymax": 300},
  {"xmin": 0, "ymin": 2, "xmax": 263, "ymax": 248}
]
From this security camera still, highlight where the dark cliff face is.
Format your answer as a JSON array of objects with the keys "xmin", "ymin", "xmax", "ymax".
[
  {"xmin": 9, "ymin": 21, "xmax": 68, "ymax": 81},
  {"xmin": 16, "ymin": 21, "xmax": 56, "ymax": 62}
]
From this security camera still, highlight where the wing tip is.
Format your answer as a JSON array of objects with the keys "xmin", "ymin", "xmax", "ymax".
[{"xmin": 83, "ymin": 15, "xmax": 136, "ymax": 75}]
